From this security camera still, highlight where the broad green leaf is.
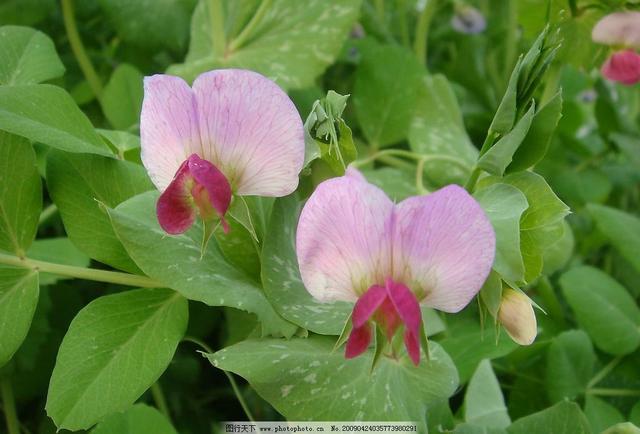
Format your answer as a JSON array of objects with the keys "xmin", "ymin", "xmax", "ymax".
[
  {"xmin": 91, "ymin": 403, "xmax": 177, "ymax": 434},
  {"xmin": 97, "ymin": 129, "xmax": 141, "ymax": 158},
  {"xmin": 464, "ymin": 360, "xmax": 511, "ymax": 428},
  {"xmin": 107, "ymin": 191, "xmax": 296, "ymax": 337},
  {"xmin": 261, "ymin": 195, "xmax": 350, "ymax": 335},
  {"xmin": 27, "ymin": 237, "xmax": 90, "ymax": 285},
  {"xmin": 353, "ymin": 42, "xmax": 423, "ymax": 148},
  {"xmin": 214, "ymin": 210, "xmax": 260, "ymax": 280},
  {"xmin": 553, "ymin": 168, "xmax": 612, "ymax": 206},
  {"xmin": 474, "ymin": 183, "xmax": 528, "ymax": 283},
  {"xmin": 545, "ymin": 330, "xmax": 595, "ymax": 403},
  {"xmin": 489, "ymin": 58, "xmax": 521, "ymax": 135},
  {"xmin": 507, "ymin": 401, "xmax": 591, "ymax": 434},
  {"xmin": 584, "ymin": 396, "xmax": 625, "ymax": 433},
  {"xmin": 560, "ymin": 266, "xmax": 640, "ymax": 356},
  {"xmin": 0, "ymin": 266, "xmax": 38, "ymax": 367},
  {"xmin": 408, "ymin": 74, "xmax": 476, "ymax": 185},
  {"xmin": 101, "ymin": 64, "xmax": 143, "ymax": 130},
  {"xmin": 361, "ymin": 167, "xmax": 415, "ymax": 201},
  {"xmin": 46, "ymin": 288, "xmax": 188, "ymax": 431},
  {"xmin": 46, "ymin": 150, "xmax": 153, "ymax": 273},
  {"xmin": 602, "ymin": 423, "xmax": 640, "ymax": 434},
  {"xmin": 589, "ymin": 204, "xmax": 640, "ymax": 274},
  {"xmin": 0, "ymin": 25, "xmax": 64, "ymax": 85},
  {"xmin": 478, "ymin": 103, "xmax": 535, "ymax": 176},
  {"xmin": 0, "ymin": 85, "xmax": 111, "ymax": 155},
  {"xmin": 0, "ymin": 132, "xmax": 41, "ymax": 255},
  {"xmin": 205, "ymin": 335, "xmax": 458, "ymax": 428},
  {"xmin": 508, "ymin": 92, "xmax": 563, "ymax": 173},
  {"xmin": 453, "ymin": 424, "xmax": 507, "ymax": 434},
  {"xmin": 170, "ymin": 0, "xmax": 361, "ymax": 89},
  {"xmin": 542, "ymin": 220, "xmax": 574, "ymax": 275}
]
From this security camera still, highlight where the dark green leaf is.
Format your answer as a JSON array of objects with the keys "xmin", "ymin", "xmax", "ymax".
[
  {"xmin": 91, "ymin": 403, "xmax": 177, "ymax": 434},
  {"xmin": 507, "ymin": 401, "xmax": 591, "ymax": 434},
  {"xmin": 584, "ymin": 396, "xmax": 625, "ymax": 433},
  {"xmin": 589, "ymin": 204, "xmax": 640, "ymax": 274},
  {"xmin": 545, "ymin": 330, "xmax": 595, "ymax": 402},
  {"xmin": 464, "ymin": 360, "xmax": 511, "ymax": 428},
  {"xmin": 101, "ymin": 64, "xmax": 143, "ymax": 130},
  {"xmin": 26, "ymin": 237, "xmax": 90, "ymax": 285}
]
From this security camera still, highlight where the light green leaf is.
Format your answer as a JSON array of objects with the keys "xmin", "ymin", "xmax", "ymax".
[
  {"xmin": 91, "ymin": 403, "xmax": 177, "ymax": 434},
  {"xmin": 560, "ymin": 266, "xmax": 640, "ymax": 356},
  {"xmin": 0, "ymin": 25, "xmax": 64, "ymax": 85},
  {"xmin": 26, "ymin": 237, "xmax": 90, "ymax": 285},
  {"xmin": 602, "ymin": 422, "xmax": 640, "ymax": 434},
  {"xmin": 507, "ymin": 401, "xmax": 591, "ymax": 434},
  {"xmin": 480, "ymin": 271, "xmax": 503, "ymax": 318},
  {"xmin": 0, "ymin": 84, "xmax": 111, "ymax": 155},
  {"xmin": 97, "ymin": 129, "xmax": 141, "ymax": 157},
  {"xmin": 261, "ymin": 195, "xmax": 350, "ymax": 335},
  {"xmin": 464, "ymin": 360, "xmax": 511, "ymax": 428},
  {"xmin": 474, "ymin": 183, "xmax": 528, "ymax": 283},
  {"xmin": 0, "ymin": 266, "xmax": 38, "ymax": 367},
  {"xmin": 542, "ymin": 220, "xmax": 574, "ymax": 275},
  {"xmin": 361, "ymin": 167, "xmax": 415, "ymax": 202},
  {"xmin": 584, "ymin": 396, "xmax": 625, "ymax": 434},
  {"xmin": 354, "ymin": 42, "xmax": 423, "ymax": 148},
  {"xmin": 101, "ymin": 64, "xmax": 143, "ymax": 130},
  {"xmin": 46, "ymin": 150, "xmax": 153, "ymax": 273},
  {"xmin": 408, "ymin": 74, "xmax": 476, "ymax": 185},
  {"xmin": 107, "ymin": 191, "xmax": 296, "ymax": 337},
  {"xmin": 478, "ymin": 103, "xmax": 535, "ymax": 176},
  {"xmin": 46, "ymin": 288, "xmax": 188, "ymax": 431},
  {"xmin": 489, "ymin": 58, "xmax": 522, "ymax": 135},
  {"xmin": 545, "ymin": 330, "xmax": 595, "ymax": 403},
  {"xmin": 0, "ymin": 131, "xmax": 41, "ymax": 255},
  {"xmin": 170, "ymin": 0, "xmax": 361, "ymax": 89},
  {"xmin": 205, "ymin": 335, "xmax": 458, "ymax": 428},
  {"xmin": 589, "ymin": 204, "xmax": 640, "ymax": 274}
]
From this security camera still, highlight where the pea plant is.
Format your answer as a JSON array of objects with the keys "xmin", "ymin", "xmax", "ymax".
[{"xmin": 0, "ymin": 0, "xmax": 639, "ymax": 433}]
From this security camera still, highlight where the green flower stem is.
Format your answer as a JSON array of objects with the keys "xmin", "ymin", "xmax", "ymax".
[
  {"xmin": 464, "ymin": 132, "xmax": 497, "ymax": 192},
  {"xmin": 588, "ymin": 388, "xmax": 640, "ymax": 397},
  {"xmin": 38, "ymin": 203, "xmax": 58, "ymax": 225},
  {"xmin": 413, "ymin": 0, "xmax": 439, "ymax": 66},
  {"xmin": 150, "ymin": 383, "xmax": 172, "ymax": 423},
  {"xmin": 209, "ymin": 0, "xmax": 226, "ymax": 56},
  {"xmin": 228, "ymin": 0, "xmax": 272, "ymax": 53},
  {"xmin": 373, "ymin": 0, "xmax": 385, "ymax": 23},
  {"xmin": 61, "ymin": 0, "xmax": 103, "ymax": 101},
  {"xmin": 1, "ymin": 380, "xmax": 19, "ymax": 434},
  {"xmin": 587, "ymin": 357, "xmax": 622, "ymax": 389},
  {"xmin": 352, "ymin": 148, "xmax": 471, "ymax": 172},
  {"xmin": 182, "ymin": 337, "xmax": 256, "ymax": 422},
  {"xmin": 415, "ymin": 158, "xmax": 430, "ymax": 195},
  {"xmin": 0, "ymin": 252, "xmax": 161, "ymax": 288}
]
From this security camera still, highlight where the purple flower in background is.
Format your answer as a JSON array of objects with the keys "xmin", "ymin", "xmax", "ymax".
[
  {"xmin": 451, "ymin": 4, "xmax": 486, "ymax": 35},
  {"xmin": 296, "ymin": 169, "xmax": 496, "ymax": 365},
  {"xmin": 141, "ymin": 69, "xmax": 305, "ymax": 235},
  {"xmin": 592, "ymin": 12, "xmax": 640, "ymax": 85}
]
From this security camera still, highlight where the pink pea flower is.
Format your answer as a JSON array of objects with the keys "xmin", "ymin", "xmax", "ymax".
[
  {"xmin": 141, "ymin": 69, "xmax": 305, "ymax": 235},
  {"xmin": 592, "ymin": 11, "xmax": 640, "ymax": 85},
  {"xmin": 296, "ymin": 169, "xmax": 496, "ymax": 365}
]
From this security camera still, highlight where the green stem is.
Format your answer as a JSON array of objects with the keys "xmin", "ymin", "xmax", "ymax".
[
  {"xmin": 374, "ymin": 0, "xmax": 385, "ymax": 23},
  {"xmin": 413, "ymin": 0, "xmax": 439, "ymax": 66},
  {"xmin": 587, "ymin": 357, "xmax": 622, "ymax": 389},
  {"xmin": 464, "ymin": 132, "xmax": 497, "ymax": 192},
  {"xmin": 150, "ymin": 383, "xmax": 172, "ymax": 423},
  {"xmin": 209, "ymin": 0, "xmax": 226, "ymax": 56},
  {"xmin": 352, "ymin": 149, "xmax": 470, "ymax": 172},
  {"xmin": 228, "ymin": 0, "xmax": 272, "ymax": 53},
  {"xmin": 1, "ymin": 380, "xmax": 19, "ymax": 434},
  {"xmin": 182, "ymin": 337, "xmax": 256, "ymax": 422},
  {"xmin": 38, "ymin": 203, "xmax": 58, "ymax": 225},
  {"xmin": 0, "ymin": 252, "xmax": 161, "ymax": 288},
  {"xmin": 415, "ymin": 158, "xmax": 429, "ymax": 195},
  {"xmin": 588, "ymin": 388, "xmax": 640, "ymax": 397},
  {"xmin": 61, "ymin": 0, "xmax": 103, "ymax": 101}
]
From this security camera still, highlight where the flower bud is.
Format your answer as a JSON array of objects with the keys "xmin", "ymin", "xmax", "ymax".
[
  {"xmin": 498, "ymin": 288, "xmax": 537, "ymax": 345},
  {"xmin": 451, "ymin": 4, "xmax": 486, "ymax": 35}
]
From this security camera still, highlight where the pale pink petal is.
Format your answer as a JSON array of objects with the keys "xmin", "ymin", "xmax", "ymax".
[
  {"xmin": 140, "ymin": 75, "xmax": 202, "ymax": 191},
  {"xmin": 296, "ymin": 170, "xmax": 394, "ymax": 303},
  {"xmin": 393, "ymin": 185, "xmax": 496, "ymax": 313},
  {"xmin": 352, "ymin": 284, "xmax": 387, "ymax": 328},
  {"xmin": 601, "ymin": 50, "xmax": 640, "ymax": 85},
  {"xmin": 192, "ymin": 69, "xmax": 305, "ymax": 197},
  {"xmin": 592, "ymin": 12, "xmax": 640, "ymax": 48},
  {"xmin": 345, "ymin": 324, "xmax": 373, "ymax": 359}
]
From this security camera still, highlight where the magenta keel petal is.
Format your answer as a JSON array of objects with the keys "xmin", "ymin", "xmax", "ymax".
[
  {"xmin": 386, "ymin": 279, "xmax": 423, "ymax": 366},
  {"xmin": 345, "ymin": 324, "xmax": 373, "ymax": 359},
  {"xmin": 601, "ymin": 50, "xmax": 640, "ymax": 85},
  {"xmin": 352, "ymin": 285, "xmax": 387, "ymax": 328},
  {"xmin": 157, "ymin": 160, "xmax": 197, "ymax": 234}
]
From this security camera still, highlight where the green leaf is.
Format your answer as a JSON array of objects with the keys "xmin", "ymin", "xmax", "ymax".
[
  {"xmin": 101, "ymin": 64, "xmax": 143, "ymax": 130},
  {"xmin": 261, "ymin": 195, "xmax": 350, "ymax": 335},
  {"xmin": 170, "ymin": 0, "xmax": 361, "ymax": 89},
  {"xmin": 508, "ymin": 92, "xmax": 563, "ymax": 173},
  {"xmin": 46, "ymin": 288, "xmax": 188, "ymax": 431},
  {"xmin": 97, "ymin": 129, "xmax": 141, "ymax": 157},
  {"xmin": 588, "ymin": 204, "xmax": 640, "ymax": 274},
  {"xmin": 26, "ymin": 237, "xmax": 90, "ymax": 285},
  {"xmin": 0, "ymin": 266, "xmax": 38, "ymax": 367},
  {"xmin": 542, "ymin": 220, "xmax": 574, "ymax": 276},
  {"xmin": 409, "ymin": 74, "xmax": 476, "ymax": 185},
  {"xmin": 478, "ymin": 103, "xmax": 535, "ymax": 176},
  {"xmin": 464, "ymin": 360, "xmax": 511, "ymax": 428},
  {"xmin": 0, "ymin": 85, "xmax": 111, "ymax": 155},
  {"xmin": 545, "ymin": 330, "xmax": 595, "ymax": 403},
  {"xmin": 0, "ymin": 132, "xmax": 41, "ymax": 255},
  {"xmin": 474, "ymin": 183, "xmax": 528, "ymax": 283},
  {"xmin": 107, "ymin": 191, "xmax": 296, "ymax": 337},
  {"xmin": 507, "ymin": 401, "xmax": 591, "ymax": 434},
  {"xmin": 489, "ymin": 58, "xmax": 522, "ymax": 135},
  {"xmin": 584, "ymin": 396, "xmax": 625, "ymax": 433},
  {"xmin": 91, "ymin": 403, "xmax": 177, "ymax": 434},
  {"xmin": 46, "ymin": 150, "xmax": 153, "ymax": 273},
  {"xmin": 602, "ymin": 423, "xmax": 640, "ymax": 434},
  {"xmin": 0, "ymin": 25, "xmax": 64, "ymax": 85},
  {"xmin": 361, "ymin": 167, "xmax": 415, "ymax": 201},
  {"xmin": 205, "ymin": 335, "xmax": 458, "ymax": 428},
  {"xmin": 631, "ymin": 402, "xmax": 640, "ymax": 427},
  {"xmin": 353, "ymin": 42, "xmax": 423, "ymax": 148},
  {"xmin": 479, "ymin": 271, "xmax": 503, "ymax": 318},
  {"xmin": 560, "ymin": 266, "xmax": 640, "ymax": 356}
]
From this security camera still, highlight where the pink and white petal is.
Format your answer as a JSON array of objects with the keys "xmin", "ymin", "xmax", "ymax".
[
  {"xmin": 601, "ymin": 50, "xmax": 640, "ymax": 85},
  {"xmin": 393, "ymin": 185, "xmax": 496, "ymax": 313},
  {"xmin": 192, "ymin": 69, "xmax": 305, "ymax": 197},
  {"xmin": 592, "ymin": 12, "xmax": 640, "ymax": 48},
  {"xmin": 141, "ymin": 75, "xmax": 202, "ymax": 191},
  {"xmin": 296, "ymin": 171, "xmax": 394, "ymax": 303}
]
